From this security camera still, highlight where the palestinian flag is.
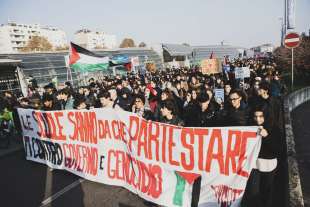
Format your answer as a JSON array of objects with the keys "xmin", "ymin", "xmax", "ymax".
[
  {"xmin": 109, "ymin": 54, "xmax": 130, "ymax": 66},
  {"xmin": 69, "ymin": 42, "xmax": 109, "ymax": 72},
  {"xmin": 109, "ymin": 54, "xmax": 132, "ymax": 71}
]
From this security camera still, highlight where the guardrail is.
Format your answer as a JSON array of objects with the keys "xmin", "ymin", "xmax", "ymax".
[{"xmin": 284, "ymin": 86, "xmax": 310, "ymax": 207}]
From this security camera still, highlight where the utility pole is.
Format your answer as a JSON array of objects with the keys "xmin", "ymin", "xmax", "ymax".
[
  {"xmin": 284, "ymin": 0, "xmax": 287, "ymax": 35},
  {"xmin": 279, "ymin": 17, "xmax": 284, "ymax": 46}
]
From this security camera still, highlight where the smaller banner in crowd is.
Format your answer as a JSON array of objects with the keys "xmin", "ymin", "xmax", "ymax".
[
  {"xmin": 223, "ymin": 65, "xmax": 231, "ymax": 73},
  {"xmin": 200, "ymin": 59, "xmax": 222, "ymax": 74},
  {"xmin": 214, "ymin": 89, "xmax": 225, "ymax": 103},
  {"xmin": 172, "ymin": 59, "xmax": 180, "ymax": 69},
  {"xmin": 18, "ymin": 108, "xmax": 261, "ymax": 207},
  {"xmin": 234, "ymin": 67, "xmax": 250, "ymax": 79},
  {"xmin": 146, "ymin": 62, "xmax": 156, "ymax": 73},
  {"xmin": 131, "ymin": 56, "xmax": 140, "ymax": 67},
  {"xmin": 111, "ymin": 55, "xmax": 130, "ymax": 65}
]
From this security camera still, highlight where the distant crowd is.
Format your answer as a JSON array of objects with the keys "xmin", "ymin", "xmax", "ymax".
[{"xmin": 0, "ymin": 57, "xmax": 287, "ymax": 207}]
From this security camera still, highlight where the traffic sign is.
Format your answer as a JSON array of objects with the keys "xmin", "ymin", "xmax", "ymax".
[
  {"xmin": 284, "ymin": 32, "xmax": 301, "ymax": 89},
  {"xmin": 284, "ymin": 32, "xmax": 301, "ymax": 49}
]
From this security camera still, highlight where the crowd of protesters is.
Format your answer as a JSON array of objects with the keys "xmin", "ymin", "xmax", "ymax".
[{"xmin": 0, "ymin": 57, "xmax": 287, "ymax": 207}]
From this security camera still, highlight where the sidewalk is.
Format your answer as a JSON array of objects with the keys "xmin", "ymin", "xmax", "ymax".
[{"xmin": 0, "ymin": 136, "xmax": 24, "ymax": 158}]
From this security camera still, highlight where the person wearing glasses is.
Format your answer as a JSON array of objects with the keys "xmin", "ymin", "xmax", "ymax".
[
  {"xmin": 132, "ymin": 94, "xmax": 154, "ymax": 121},
  {"xmin": 222, "ymin": 89, "xmax": 250, "ymax": 126}
]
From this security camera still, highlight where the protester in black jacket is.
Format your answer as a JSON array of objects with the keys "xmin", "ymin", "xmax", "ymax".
[
  {"xmin": 257, "ymin": 82, "xmax": 282, "ymax": 130},
  {"xmin": 256, "ymin": 81, "xmax": 285, "ymax": 159},
  {"xmin": 132, "ymin": 94, "xmax": 154, "ymax": 121},
  {"xmin": 183, "ymin": 92, "xmax": 200, "ymax": 127},
  {"xmin": 19, "ymin": 98, "xmax": 32, "ymax": 109},
  {"xmin": 84, "ymin": 86, "xmax": 97, "ymax": 108},
  {"xmin": 198, "ymin": 94, "xmax": 218, "ymax": 127},
  {"xmin": 160, "ymin": 100, "xmax": 184, "ymax": 126},
  {"xmin": 242, "ymin": 105, "xmax": 279, "ymax": 207},
  {"xmin": 205, "ymin": 88, "xmax": 221, "ymax": 112},
  {"xmin": 42, "ymin": 94, "xmax": 59, "ymax": 111},
  {"xmin": 73, "ymin": 96, "xmax": 88, "ymax": 110},
  {"xmin": 223, "ymin": 82, "xmax": 232, "ymax": 110},
  {"xmin": 118, "ymin": 87, "xmax": 133, "ymax": 111},
  {"xmin": 222, "ymin": 89, "xmax": 250, "ymax": 126},
  {"xmin": 153, "ymin": 89, "xmax": 175, "ymax": 122}
]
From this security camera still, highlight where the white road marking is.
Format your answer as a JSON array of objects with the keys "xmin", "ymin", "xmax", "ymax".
[{"xmin": 40, "ymin": 178, "xmax": 85, "ymax": 207}]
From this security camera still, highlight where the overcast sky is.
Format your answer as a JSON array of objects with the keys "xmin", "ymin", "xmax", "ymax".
[{"xmin": 0, "ymin": 0, "xmax": 309, "ymax": 48}]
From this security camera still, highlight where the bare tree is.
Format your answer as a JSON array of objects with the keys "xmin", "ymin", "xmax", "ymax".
[
  {"xmin": 55, "ymin": 45, "xmax": 69, "ymax": 51},
  {"xmin": 21, "ymin": 36, "xmax": 53, "ymax": 52},
  {"xmin": 139, "ymin": 42, "xmax": 147, "ymax": 47},
  {"xmin": 120, "ymin": 38, "xmax": 135, "ymax": 48},
  {"xmin": 94, "ymin": 45, "xmax": 106, "ymax": 50},
  {"xmin": 182, "ymin": 43, "xmax": 190, "ymax": 47}
]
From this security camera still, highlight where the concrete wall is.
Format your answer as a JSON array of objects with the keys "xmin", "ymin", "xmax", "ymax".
[
  {"xmin": 284, "ymin": 86, "xmax": 310, "ymax": 207},
  {"xmin": 287, "ymin": 87, "xmax": 310, "ymax": 112}
]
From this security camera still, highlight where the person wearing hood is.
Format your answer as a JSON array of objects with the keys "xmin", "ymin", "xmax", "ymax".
[{"xmin": 118, "ymin": 87, "xmax": 133, "ymax": 111}]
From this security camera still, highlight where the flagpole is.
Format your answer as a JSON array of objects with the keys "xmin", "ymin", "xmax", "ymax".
[
  {"xmin": 68, "ymin": 56, "xmax": 73, "ymax": 86},
  {"xmin": 69, "ymin": 66, "xmax": 74, "ymax": 88},
  {"xmin": 67, "ymin": 46, "xmax": 74, "ymax": 88}
]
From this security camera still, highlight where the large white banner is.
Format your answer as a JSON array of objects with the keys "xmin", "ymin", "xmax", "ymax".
[{"xmin": 18, "ymin": 108, "xmax": 261, "ymax": 207}]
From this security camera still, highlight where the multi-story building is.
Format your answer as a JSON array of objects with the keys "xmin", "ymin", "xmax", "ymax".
[
  {"xmin": 74, "ymin": 29, "xmax": 117, "ymax": 50},
  {"xmin": 0, "ymin": 21, "xmax": 67, "ymax": 53}
]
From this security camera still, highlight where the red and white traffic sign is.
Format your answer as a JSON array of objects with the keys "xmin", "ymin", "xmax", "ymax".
[{"xmin": 284, "ymin": 32, "xmax": 301, "ymax": 48}]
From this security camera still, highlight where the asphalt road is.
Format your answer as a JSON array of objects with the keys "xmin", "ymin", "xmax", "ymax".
[
  {"xmin": 292, "ymin": 101, "xmax": 310, "ymax": 207},
  {"xmin": 0, "ymin": 150, "xmax": 149, "ymax": 207}
]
